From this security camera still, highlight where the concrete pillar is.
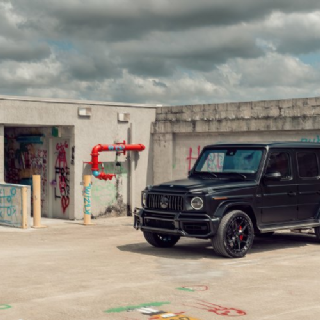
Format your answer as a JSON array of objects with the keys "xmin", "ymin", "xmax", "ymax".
[
  {"xmin": 0, "ymin": 125, "xmax": 4, "ymax": 183},
  {"xmin": 22, "ymin": 187, "xmax": 28, "ymax": 229}
]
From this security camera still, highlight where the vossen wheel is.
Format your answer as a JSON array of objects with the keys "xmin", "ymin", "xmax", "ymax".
[
  {"xmin": 211, "ymin": 210, "xmax": 254, "ymax": 258},
  {"xmin": 143, "ymin": 231, "xmax": 180, "ymax": 248}
]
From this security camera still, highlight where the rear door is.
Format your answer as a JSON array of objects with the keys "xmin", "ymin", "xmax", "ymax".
[
  {"xmin": 260, "ymin": 149, "xmax": 298, "ymax": 223},
  {"xmin": 296, "ymin": 149, "xmax": 320, "ymax": 220}
]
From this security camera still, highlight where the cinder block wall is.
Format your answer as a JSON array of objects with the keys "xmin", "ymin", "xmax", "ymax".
[{"xmin": 152, "ymin": 97, "xmax": 320, "ymax": 184}]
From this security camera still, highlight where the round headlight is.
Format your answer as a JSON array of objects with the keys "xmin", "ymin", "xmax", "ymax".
[
  {"xmin": 191, "ymin": 197, "xmax": 203, "ymax": 210},
  {"xmin": 142, "ymin": 193, "xmax": 147, "ymax": 207}
]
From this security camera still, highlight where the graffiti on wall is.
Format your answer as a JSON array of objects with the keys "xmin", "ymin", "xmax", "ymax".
[
  {"xmin": 186, "ymin": 146, "xmax": 201, "ymax": 171},
  {"xmin": 30, "ymin": 149, "xmax": 48, "ymax": 209},
  {"xmin": 206, "ymin": 153, "xmax": 224, "ymax": 172},
  {"xmin": 0, "ymin": 187, "xmax": 19, "ymax": 226},
  {"xmin": 92, "ymin": 183, "xmax": 116, "ymax": 207},
  {"xmin": 91, "ymin": 162, "xmax": 128, "ymax": 217},
  {"xmin": 55, "ymin": 142, "xmax": 70, "ymax": 213},
  {"xmin": 4, "ymin": 133, "xmax": 48, "ymax": 211},
  {"xmin": 186, "ymin": 146, "xmax": 224, "ymax": 173},
  {"xmin": 5, "ymin": 143, "xmax": 20, "ymax": 183},
  {"xmin": 71, "ymin": 146, "xmax": 75, "ymax": 165},
  {"xmin": 301, "ymin": 135, "xmax": 320, "ymax": 143},
  {"xmin": 84, "ymin": 183, "xmax": 91, "ymax": 215}
]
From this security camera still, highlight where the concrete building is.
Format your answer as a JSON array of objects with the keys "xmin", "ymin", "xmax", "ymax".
[
  {"xmin": 0, "ymin": 95, "xmax": 156, "ymax": 224},
  {"xmin": 152, "ymin": 96, "xmax": 320, "ymax": 184},
  {"xmin": 1, "ymin": 95, "xmax": 320, "ymax": 227}
]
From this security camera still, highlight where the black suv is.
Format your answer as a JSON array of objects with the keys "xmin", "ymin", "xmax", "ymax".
[{"xmin": 134, "ymin": 142, "xmax": 320, "ymax": 258}]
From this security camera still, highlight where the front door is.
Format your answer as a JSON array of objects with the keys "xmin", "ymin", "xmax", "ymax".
[
  {"xmin": 260, "ymin": 150, "xmax": 298, "ymax": 223},
  {"xmin": 50, "ymin": 138, "xmax": 71, "ymax": 219}
]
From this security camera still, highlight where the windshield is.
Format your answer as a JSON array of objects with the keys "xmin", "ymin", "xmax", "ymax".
[{"xmin": 194, "ymin": 148, "xmax": 264, "ymax": 176}]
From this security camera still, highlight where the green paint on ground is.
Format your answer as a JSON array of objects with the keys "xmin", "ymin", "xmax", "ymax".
[
  {"xmin": 176, "ymin": 287, "xmax": 194, "ymax": 292},
  {"xmin": 0, "ymin": 304, "xmax": 12, "ymax": 310},
  {"xmin": 104, "ymin": 301, "xmax": 170, "ymax": 313}
]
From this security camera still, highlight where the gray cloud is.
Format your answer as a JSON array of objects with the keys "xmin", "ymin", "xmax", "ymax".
[
  {"xmin": 11, "ymin": 0, "xmax": 320, "ymax": 40},
  {"xmin": 0, "ymin": 40, "xmax": 51, "ymax": 62},
  {"xmin": 0, "ymin": 0, "xmax": 320, "ymax": 104}
]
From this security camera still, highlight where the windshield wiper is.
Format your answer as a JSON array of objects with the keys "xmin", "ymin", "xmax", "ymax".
[
  {"xmin": 205, "ymin": 172, "xmax": 218, "ymax": 178},
  {"xmin": 221, "ymin": 172, "xmax": 247, "ymax": 180}
]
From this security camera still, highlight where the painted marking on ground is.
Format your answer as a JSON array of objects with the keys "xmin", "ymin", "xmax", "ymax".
[
  {"xmin": 104, "ymin": 302, "xmax": 170, "ymax": 313},
  {"xmin": 176, "ymin": 285, "xmax": 209, "ymax": 292},
  {"xmin": 0, "ymin": 304, "xmax": 12, "ymax": 310},
  {"xmin": 184, "ymin": 300, "xmax": 246, "ymax": 317}
]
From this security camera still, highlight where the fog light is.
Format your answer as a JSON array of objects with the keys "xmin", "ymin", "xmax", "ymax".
[{"xmin": 191, "ymin": 197, "xmax": 203, "ymax": 210}]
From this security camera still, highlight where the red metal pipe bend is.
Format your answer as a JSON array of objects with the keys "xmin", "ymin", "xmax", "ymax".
[{"xmin": 90, "ymin": 142, "xmax": 145, "ymax": 180}]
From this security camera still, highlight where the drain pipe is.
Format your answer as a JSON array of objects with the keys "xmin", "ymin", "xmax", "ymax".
[{"xmin": 90, "ymin": 141, "xmax": 145, "ymax": 180}]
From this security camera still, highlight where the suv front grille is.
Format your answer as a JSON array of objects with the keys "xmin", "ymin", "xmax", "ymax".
[{"xmin": 147, "ymin": 194, "xmax": 184, "ymax": 211}]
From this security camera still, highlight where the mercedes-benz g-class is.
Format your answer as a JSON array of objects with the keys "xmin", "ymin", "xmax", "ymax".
[{"xmin": 134, "ymin": 142, "xmax": 320, "ymax": 258}]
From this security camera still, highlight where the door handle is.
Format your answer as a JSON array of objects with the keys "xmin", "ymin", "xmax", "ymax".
[{"xmin": 287, "ymin": 191, "xmax": 296, "ymax": 197}]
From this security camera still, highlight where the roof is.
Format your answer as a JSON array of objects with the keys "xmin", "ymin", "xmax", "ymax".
[
  {"xmin": 0, "ymin": 94, "xmax": 160, "ymax": 109},
  {"xmin": 204, "ymin": 142, "xmax": 320, "ymax": 149}
]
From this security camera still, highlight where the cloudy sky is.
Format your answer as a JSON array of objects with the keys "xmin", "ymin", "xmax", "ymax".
[{"xmin": 0, "ymin": 0, "xmax": 320, "ymax": 105}]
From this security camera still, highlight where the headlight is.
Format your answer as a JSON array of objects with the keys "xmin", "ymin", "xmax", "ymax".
[
  {"xmin": 142, "ymin": 192, "xmax": 147, "ymax": 207},
  {"xmin": 191, "ymin": 197, "xmax": 203, "ymax": 210}
]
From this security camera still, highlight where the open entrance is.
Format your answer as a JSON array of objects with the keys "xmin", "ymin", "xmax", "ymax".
[{"xmin": 4, "ymin": 126, "xmax": 74, "ymax": 219}]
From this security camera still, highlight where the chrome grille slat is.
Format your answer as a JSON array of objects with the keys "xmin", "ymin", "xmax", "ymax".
[{"xmin": 147, "ymin": 193, "xmax": 184, "ymax": 211}]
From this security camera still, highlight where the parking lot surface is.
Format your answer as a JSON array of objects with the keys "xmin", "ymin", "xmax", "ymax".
[{"xmin": 1, "ymin": 217, "xmax": 320, "ymax": 320}]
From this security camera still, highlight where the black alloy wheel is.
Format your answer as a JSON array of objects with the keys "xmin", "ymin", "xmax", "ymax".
[
  {"xmin": 211, "ymin": 210, "xmax": 254, "ymax": 258},
  {"xmin": 143, "ymin": 231, "xmax": 180, "ymax": 248}
]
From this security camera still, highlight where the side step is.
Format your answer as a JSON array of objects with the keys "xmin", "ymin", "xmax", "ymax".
[{"xmin": 259, "ymin": 220, "xmax": 320, "ymax": 233}]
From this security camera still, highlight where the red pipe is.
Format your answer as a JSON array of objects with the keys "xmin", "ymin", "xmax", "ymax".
[{"xmin": 90, "ymin": 141, "xmax": 145, "ymax": 180}]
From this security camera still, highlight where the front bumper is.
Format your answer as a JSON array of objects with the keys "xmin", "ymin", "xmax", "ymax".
[{"xmin": 134, "ymin": 208, "xmax": 220, "ymax": 238}]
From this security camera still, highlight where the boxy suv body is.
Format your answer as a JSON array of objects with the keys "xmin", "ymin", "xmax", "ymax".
[{"xmin": 134, "ymin": 142, "xmax": 320, "ymax": 258}]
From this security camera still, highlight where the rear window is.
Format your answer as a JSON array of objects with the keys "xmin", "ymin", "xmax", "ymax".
[{"xmin": 297, "ymin": 152, "xmax": 319, "ymax": 178}]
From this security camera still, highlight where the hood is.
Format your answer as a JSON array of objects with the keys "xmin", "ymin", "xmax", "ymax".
[{"xmin": 149, "ymin": 177, "xmax": 257, "ymax": 193}]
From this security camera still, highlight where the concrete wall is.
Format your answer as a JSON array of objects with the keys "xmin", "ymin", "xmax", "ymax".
[
  {"xmin": 0, "ymin": 125, "xmax": 3, "ymax": 182},
  {"xmin": 152, "ymin": 97, "xmax": 320, "ymax": 184},
  {"xmin": 0, "ymin": 183, "xmax": 31, "ymax": 228},
  {"xmin": 0, "ymin": 96, "xmax": 156, "ymax": 219}
]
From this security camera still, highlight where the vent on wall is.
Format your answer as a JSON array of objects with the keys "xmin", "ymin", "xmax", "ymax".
[
  {"xmin": 78, "ymin": 107, "xmax": 92, "ymax": 117},
  {"xmin": 118, "ymin": 113, "xmax": 130, "ymax": 122}
]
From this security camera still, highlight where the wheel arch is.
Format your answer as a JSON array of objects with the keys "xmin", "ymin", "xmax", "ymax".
[{"xmin": 215, "ymin": 202, "xmax": 259, "ymax": 233}]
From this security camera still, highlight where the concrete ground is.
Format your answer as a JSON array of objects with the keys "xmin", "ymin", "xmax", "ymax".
[{"xmin": 1, "ymin": 217, "xmax": 320, "ymax": 320}]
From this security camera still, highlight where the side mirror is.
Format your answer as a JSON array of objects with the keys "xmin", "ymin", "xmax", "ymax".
[{"xmin": 264, "ymin": 171, "xmax": 282, "ymax": 181}]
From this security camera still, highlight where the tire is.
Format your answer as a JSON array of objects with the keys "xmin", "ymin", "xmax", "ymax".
[
  {"xmin": 255, "ymin": 232, "xmax": 274, "ymax": 237},
  {"xmin": 211, "ymin": 210, "xmax": 254, "ymax": 258},
  {"xmin": 143, "ymin": 231, "xmax": 180, "ymax": 248}
]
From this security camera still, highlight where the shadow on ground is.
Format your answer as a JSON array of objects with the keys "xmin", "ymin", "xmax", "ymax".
[{"xmin": 118, "ymin": 232, "xmax": 318, "ymax": 259}]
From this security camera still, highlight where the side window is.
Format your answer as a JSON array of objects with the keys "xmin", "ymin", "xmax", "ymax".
[
  {"xmin": 266, "ymin": 152, "xmax": 291, "ymax": 179},
  {"xmin": 297, "ymin": 152, "xmax": 319, "ymax": 178}
]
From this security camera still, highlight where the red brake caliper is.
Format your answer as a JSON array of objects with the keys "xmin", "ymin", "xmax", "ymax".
[{"xmin": 239, "ymin": 226, "xmax": 243, "ymax": 241}]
